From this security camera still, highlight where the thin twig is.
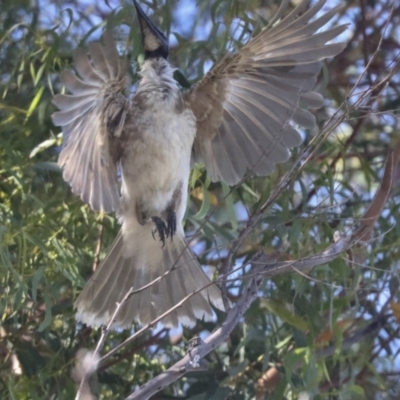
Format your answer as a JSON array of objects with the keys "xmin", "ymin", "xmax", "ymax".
[
  {"xmin": 75, "ymin": 287, "xmax": 135, "ymax": 400},
  {"xmin": 125, "ymin": 235, "xmax": 352, "ymax": 400}
]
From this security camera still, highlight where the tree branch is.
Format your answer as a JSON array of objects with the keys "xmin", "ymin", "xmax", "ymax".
[{"xmin": 125, "ymin": 234, "xmax": 352, "ymax": 400}]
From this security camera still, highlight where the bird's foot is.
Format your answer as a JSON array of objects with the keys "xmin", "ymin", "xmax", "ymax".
[
  {"xmin": 151, "ymin": 217, "xmax": 168, "ymax": 247},
  {"xmin": 151, "ymin": 211, "xmax": 177, "ymax": 246},
  {"xmin": 166, "ymin": 210, "xmax": 177, "ymax": 241}
]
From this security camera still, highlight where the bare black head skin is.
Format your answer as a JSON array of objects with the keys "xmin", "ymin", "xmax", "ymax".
[{"xmin": 132, "ymin": 0, "xmax": 169, "ymax": 59}]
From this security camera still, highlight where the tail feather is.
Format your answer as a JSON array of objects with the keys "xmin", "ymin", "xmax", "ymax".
[
  {"xmin": 175, "ymin": 254, "xmax": 213, "ymax": 317},
  {"xmin": 93, "ymin": 234, "xmax": 132, "ymax": 317},
  {"xmin": 138, "ymin": 267, "xmax": 158, "ymax": 325},
  {"xmin": 110, "ymin": 256, "xmax": 140, "ymax": 326},
  {"xmin": 160, "ymin": 269, "xmax": 179, "ymax": 327},
  {"xmin": 75, "ymin": 225, "xmax": 224, "ymax": 328}
]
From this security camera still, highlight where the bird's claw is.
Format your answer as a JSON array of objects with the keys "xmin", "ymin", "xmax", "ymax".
[
  {"xmin": 166, "ymin": 210, "xmax": 177, "ymax": 241},
  {"xmin": 151, "ymin": 211, "xmax": 177, "ymax": 246},
  {"xmin": 151, "ymin": 217, "xmax": 168, "ymax": 247}
]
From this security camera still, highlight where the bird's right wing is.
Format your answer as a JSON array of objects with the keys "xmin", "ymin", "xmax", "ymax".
[
  {"xmin": 52, "ymin": 30, "xmax": 129, "ymax": 212},
  {"xmin": 186, "ymin": 0, "xmax": 346, "ymax": 185}
]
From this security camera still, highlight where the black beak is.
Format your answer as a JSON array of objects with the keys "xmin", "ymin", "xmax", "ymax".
[{"xmin": 132, "ymin": 0, "xmax": 169, "ymax": 60}]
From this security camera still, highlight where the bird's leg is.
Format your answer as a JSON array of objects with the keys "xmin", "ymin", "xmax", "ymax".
[
  {"xmin": 151, "ymin": 216, "xmax": 168, "ymax": 247},
  {"xmin": 135, "ymin": 203, "xmax": 167, "ymax": 245},
  {"xmin": 135, "ymin": 182, "xmax": 181, "ymax": 246},
  {"xmin": 164, "ymin": 181, "xmax": 181, "ymax": 242},
  {"xmin": 151, "ymin": 211, "xmax": 176, "ymax": 246},
  {"xmin": 166, "ymin": 209, "xmax": 177, "ymax": 241},
  {"xmin": 135, "ymin": 202, "xmax": 148, "ymax": 226}
]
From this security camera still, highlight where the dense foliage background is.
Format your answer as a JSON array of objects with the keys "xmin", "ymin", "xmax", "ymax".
[{"xmin": 1, "ymin": 0, "xmax": 400, "ymax": 399}]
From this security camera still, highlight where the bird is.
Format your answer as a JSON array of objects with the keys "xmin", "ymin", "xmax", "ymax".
[{"xmin": 52, "ymin": 0, "xmax": 347, "ymax": 328}]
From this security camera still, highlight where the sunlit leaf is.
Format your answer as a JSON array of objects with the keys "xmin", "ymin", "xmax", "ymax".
[
  {"xmin": 25, "ymin": 86, "xmax": 45, "ymax": 121},
  {"xmin": 29, "ymin": 137, "xmax": 57, "ymax": 158}
]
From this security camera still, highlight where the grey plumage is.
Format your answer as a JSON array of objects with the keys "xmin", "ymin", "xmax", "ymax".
[
  {"xmin": 53, "ymin": 30, "xmax": 129, "ymax": 212},
  {"xmin": 52, "ymin": 0, "xmax": 346, "ymax": 328},
  {"xmin": 76, "ymin": 228, "xmax": 223, "ymax": 328},
  {"xmin": 187, "ymin": 0, "xmax": 347, "ymax": 184}
]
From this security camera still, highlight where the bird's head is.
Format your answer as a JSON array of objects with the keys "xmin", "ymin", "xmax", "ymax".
[{"xmin": 132, "ymin": 0, "xmax": 169, "ymax": 60}]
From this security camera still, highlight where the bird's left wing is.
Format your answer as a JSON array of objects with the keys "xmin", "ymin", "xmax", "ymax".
[
  {"xmin": 52, "ymin": 30, "xmax": 129, "ymax": 212},
  {"xmin": 186, "ymin": 0, "xmax": 347, "ymax": 185}
]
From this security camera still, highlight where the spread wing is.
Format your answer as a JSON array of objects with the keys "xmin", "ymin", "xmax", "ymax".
[
  {"xmin": 186, "ymin": 0, "xmax": 347, "ymax": 185},
  {"xmin": 52, "ymin": 30, "xmax": 129, "ymax": 212}
]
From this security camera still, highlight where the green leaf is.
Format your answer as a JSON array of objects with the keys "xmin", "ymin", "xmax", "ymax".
[
  {"xmin": 227, "ymin": 359, "xmax": 249, "ymax": 377},
  {"xmin": 25, "ymin": 86, "xmax": 45, "ymax": 122},
  {"xmin": 29, "ymin": 137, "xmax": 57, "ymax": 158},
  {"xmin": 222, "ymin": 182, "xmax": 238, "ymax": 231},
  {"xmin": 193, "ymin": 182, "xmax": 211, "ymax": 220},
  {"xmin": 17, "ymin": 57, "xmax": 25, "ymax": 89},
  {"xmin": 242, "ymin": 182, "xmax": 259, "ymax": 199},
  {"xmin": 298, "ymin": 178, "xmax": 309, "ymax": 212},
  {"xmin": 349, "ymin": 384, "xmax": 365, "ymax": 396},
  {"xmin": 289, "ymin": 219, "xmax": 302, "ymax": 244},
  {"xmin": 261, "ymin": 299, "xmax": 309, "ymax": 332},
  {"xmin": 190, "ymin": 164, "xmax": 204, "ymax": 189},
  {"xmin": 283, "ymin": 348, "xmax": 307, "ymax": 383},
  {"xmin": 7, "ymin": 375, "xmax": 18, "ymax": 400},
  {"xmin": 31, "ymin": 266, "xmax": 45, "ymax": 302},
  {"xmin": 0, "ymin": 102, "xmax": 27, "ymax": 114},
  {"xmin": 33, "ymin": 63, "xmax": 46, "ymax": 87},
  {"xmin": 32, "ymin": 161, "xmax": 61, "ymax": 172},
  {"xmin": 38, "ymin": 293, "xmax": 52, "ymax": 332}
]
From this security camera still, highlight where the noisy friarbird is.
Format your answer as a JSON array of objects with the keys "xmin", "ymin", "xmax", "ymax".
[{"xmin": 52, "ymin": 0, "xmax": 346, "ymax": 328}]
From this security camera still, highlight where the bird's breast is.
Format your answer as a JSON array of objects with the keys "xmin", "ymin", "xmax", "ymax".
[{"xmin": 120, "ymin": 104, "xmax": 196, "ymax": 219}]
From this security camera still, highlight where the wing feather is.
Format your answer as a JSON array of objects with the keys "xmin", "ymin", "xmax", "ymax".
[
  {"xmin": 73, "ymin": 48, "xmax": 105, "ymax": 84},
  {"xmin": 187, "ymin": 0, "xmax": 347, "ymax": 184},
  {"xmin": 52, "ymin": 30, "xmax": 130, "ymax": 212},
  {"xmin": 59, "ymin": 70, "xmax": 99, "ymax": 95},
  {"xmin": 228, "ymin": 89, "xmax": 297, "ymax": 159},
  {"xmin": 103, "ymin": 31, "xmax": 120, "ymax": 78}
]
